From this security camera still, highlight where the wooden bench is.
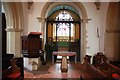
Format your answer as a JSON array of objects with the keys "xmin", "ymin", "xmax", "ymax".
[{"xmin": 79, "ymin": 62, "xmax": 106, "ymax": 79}]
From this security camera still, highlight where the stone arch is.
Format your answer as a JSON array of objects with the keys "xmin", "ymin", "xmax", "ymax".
[
  {"xmin": 41, "ymin": 2, "xmax": 88, "ymax": 62},
  {"xmin": 3, "ymin": 3, "xmax": 14, "ymax": 28},
  {"xmin": 2, "ymin": 2, "xmax": 23, "ymax": 57},
  {"xmin": 3, "ymin": 2, "xmax": 23, "ymax": 30}
]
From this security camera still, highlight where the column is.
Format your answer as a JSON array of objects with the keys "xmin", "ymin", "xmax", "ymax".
[
  {"xmin": 81, "ymin": 19, "xmax": 90, "ymax": 63},
  {"xmin": 6, "ymin": 28, "xmax": 23, "ymax": 57}
]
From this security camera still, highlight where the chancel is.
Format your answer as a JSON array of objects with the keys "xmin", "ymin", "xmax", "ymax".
[{"xmin": 1, "ymin": 1, "xmax": 120, "ymax": 79}]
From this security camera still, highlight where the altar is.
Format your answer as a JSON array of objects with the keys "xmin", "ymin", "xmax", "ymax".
[{"xmin": 52, "ymin": 51, "xmax": 77, "ymax": 64}]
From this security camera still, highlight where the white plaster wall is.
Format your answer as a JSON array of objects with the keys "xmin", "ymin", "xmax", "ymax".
[
  {"xmin": 22, "ymin": 2, "xmax": 46, "ymax": 35},
  {"xmin": 22, "ymin": 2, "xmax": 28, "ymax": 35},
  {"xmin": 82, "ymin": 2, "xmax": 99, "ymax": 57}
]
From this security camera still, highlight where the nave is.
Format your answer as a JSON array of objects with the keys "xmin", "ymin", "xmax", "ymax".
[{"xmin": 1, "ymin": 2, "xmax": 120, "ymax": 80}]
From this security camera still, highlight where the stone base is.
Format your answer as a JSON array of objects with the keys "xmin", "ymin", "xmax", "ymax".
[{"xmin": 23, "ymin": 57, "xmax": 41, "ymax": 70}]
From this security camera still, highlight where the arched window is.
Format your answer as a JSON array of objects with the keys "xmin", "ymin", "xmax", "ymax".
[{"xmin": 53, "ymin": 11, "xmax": 74, "ymax": 41}]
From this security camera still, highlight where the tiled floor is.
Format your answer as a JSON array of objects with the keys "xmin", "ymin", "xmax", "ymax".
[{"xmin": 24, "ymin": 62, "xmax": 81, "ymax": 79}]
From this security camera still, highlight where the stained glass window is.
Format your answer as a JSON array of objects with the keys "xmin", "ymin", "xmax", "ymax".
[
  {"xmin": 54, "ymin": 11, "xmax": 74, "ymax": 37},
  {"xmin": 55, "ymin": 11, "xmax": 73, "ymax": 21}
]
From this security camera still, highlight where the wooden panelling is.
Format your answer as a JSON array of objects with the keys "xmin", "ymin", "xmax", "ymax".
[{"xmin": 21, "ymin": 33, "xmax": 42, "ymax": 58}]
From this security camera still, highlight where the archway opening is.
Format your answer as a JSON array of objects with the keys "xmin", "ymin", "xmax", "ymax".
[{"xmin": 45, "ymin": 5, "xmax": 81, "ymax": 62}]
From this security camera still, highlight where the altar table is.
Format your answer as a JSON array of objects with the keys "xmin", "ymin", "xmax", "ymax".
[{"xmin": 52, "ymin": 51, "xmax": 77, "ymax": 64}]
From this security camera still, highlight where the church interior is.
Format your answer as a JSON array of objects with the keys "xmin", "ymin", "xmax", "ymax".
[{"xmin": 1, "ymin": 1, "xmax": 120, "ymax": 80}]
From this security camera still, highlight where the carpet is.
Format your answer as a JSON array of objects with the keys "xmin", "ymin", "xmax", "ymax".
[{"xmin": 25, "ymin": 65, "xmax": 50, "ymax": 75}]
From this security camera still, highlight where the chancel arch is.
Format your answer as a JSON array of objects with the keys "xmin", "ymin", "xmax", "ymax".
[{"xmin": 40, "ymin": 2, "xmax": 88, "ymax": 62}]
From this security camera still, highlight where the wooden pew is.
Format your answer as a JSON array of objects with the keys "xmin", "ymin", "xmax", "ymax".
[
  {"xmin": 94, "ymin": 62, "xmax": 120, "ymax": 79},
  {"xmin": 79, "ymin": 58, "xmax": 106, "ymax": 80},
  {"xmin": 92, "ymin": 53, "xmax": 120, "ymax": 79},
  {"xmin": 2, "ymin": 57, "xmax": 23, "ymax": 79}
]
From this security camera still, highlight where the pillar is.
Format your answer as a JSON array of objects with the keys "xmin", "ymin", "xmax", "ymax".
[{"xmin": 6, "ymin": 28, "xmax": 23, "ymax": 57}]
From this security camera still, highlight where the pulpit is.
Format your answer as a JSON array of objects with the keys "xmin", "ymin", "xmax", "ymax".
[
  {"xmin": 21, "ymin": 32, "xmax": 44, "ymax": 70},
  {"xmin": 22, "ymin": 32, "xmax": 42, "ymax": 58}
]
